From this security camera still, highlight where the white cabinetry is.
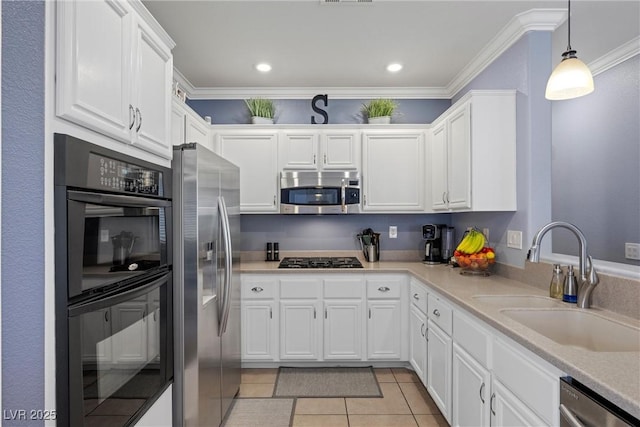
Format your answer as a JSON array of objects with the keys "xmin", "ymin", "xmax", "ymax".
[
  {"xmin": 171, "ymin": 99, "xmax": 212, "ymax": 151},
  {"xmin": 426, "ymin": 293, "xmax": 453, "ymax": 423},
  {"xmin": 279, "ymin": 278, "xmax": 322, "ymax": 360},
  {"xmin": 279, "ymin": 130, "xmax": 360, "ymax": 171},
  {"xmin": 490, "ymin": 379, "xmax": 547, "ymax": 426},
  {"xmin": 323, "ymin": 276, "xmax": 365, "ymax": 360},
  {"xmin": 241, "ymin": 276, "xmax": 278, "ymax": 361},
  {"xmin": 409, "ymin": 280, "xmax": 428, "ymax": 382},
  {"xmin": 430, "ymin": 90, "xmax": 516, "ymax": 211},
  {"xmin": 56, "ymin": 0, "xmax": 174, "ymax": 159},
  {"xmin": 362, "ymin": 130, "xmax": 425, "ymax": 211},
  {"xmin": 366, "ymin": 275, "xmax": 405, "ymax": 360},
  {"xmin": 112, "ymin": 298, "xmax": 148, "ymax": 364},
  {"xmin": 452, "ymin": 343, "xmax": 491, "ymax": 427},
  {"xmin": 216, "ymin": 130, "xmax": 279, "ymax": 213}
]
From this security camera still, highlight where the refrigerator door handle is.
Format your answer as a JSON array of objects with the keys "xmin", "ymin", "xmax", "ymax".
[{"xmin": 218, "ymin": 196, "xmax": 233, "ymax": 336}]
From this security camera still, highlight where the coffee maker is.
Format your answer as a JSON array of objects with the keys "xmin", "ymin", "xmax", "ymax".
[
  {"xmin": 423, "ymin": 224, "xmax": 445, "ymax": 264},
  {"xmin": 423, "ymin": 224, "xmax": 455, "ymax": 264}
]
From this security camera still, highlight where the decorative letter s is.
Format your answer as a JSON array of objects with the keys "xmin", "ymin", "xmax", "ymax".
[{"xmin": 311, "ymin": 94, "xmax": 329, "ymax": 124}]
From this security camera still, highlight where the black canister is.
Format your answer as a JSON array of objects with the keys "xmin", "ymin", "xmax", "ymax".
[
  {"xmin": 266, "ymin": 242, "xmax": 273, "ymax": 261},
  {"xmin": 273, "ymin": 242, "xmax": 280, "ymax": 261}
]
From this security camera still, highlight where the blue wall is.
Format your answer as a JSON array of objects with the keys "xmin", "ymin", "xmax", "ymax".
[
  {"xmin": 2, "ymin": 1, "xmax": 46, "ymax": 423},
  {"xmin": 551, "ymin": 55, "xmax": 640, "ymax": 265},
  {"xmin": 188, "ymin": 98, "xmax": 451, "ymax": 125}
]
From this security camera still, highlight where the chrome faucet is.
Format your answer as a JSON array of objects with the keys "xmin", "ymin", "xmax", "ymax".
[{"xmin": 528, "ymin": 221, "xmax": 599, "ymax": 308}]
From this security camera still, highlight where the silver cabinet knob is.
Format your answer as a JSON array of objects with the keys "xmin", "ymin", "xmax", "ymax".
[
  {"xmin": 251, "ymin": 286, "xmax": 263, "ymax": 293},
  {"xmin": 378, "ymin": 286, "xmax": 390, "ymax": 292},
  {"xmin": 433, "ymin": 309, "xmax": 441, "ymax": 317}
]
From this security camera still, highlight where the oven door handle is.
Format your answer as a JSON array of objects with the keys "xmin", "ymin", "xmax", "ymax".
[
  {"xmin": 559, "ymin": 404, "xmax": 586, "ymax": 427},
  {"xmin": 68, "ymin": 274, "xmax": 166, "ymax": 317},
  {"xmin": 67, "ymin": 190, "xmax": 171, "ymax": 207}
]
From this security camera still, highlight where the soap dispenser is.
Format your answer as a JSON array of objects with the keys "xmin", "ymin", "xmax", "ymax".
[
  {"xmin": 549, "ymin": 264, "xmax": 564, "ymax": 299},
  {"xmin": 562, "ymin": 265, "xmax": 578, "ymax": 303}
]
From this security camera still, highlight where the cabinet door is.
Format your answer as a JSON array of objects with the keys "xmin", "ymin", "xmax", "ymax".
[
  {"xmin": 491, "ymin": 379, "xmax": 547, "ymax": 427},
  {"xmin": 280, "ymin": 131, "xmax": 319, "ymax": 170},
  {"xmin": 280, "ymin": 300, "xmax": 321, "ymax": 360},
  {"xmin": 452, "ymin": 343, "xmax": 490, "ymax": 427},
  {"xmin": 430, "ymin": 123, "xmax": 448, "ymax": 210},
  {"xmin": 56, "ymin": 0, "xmax": 133, "ymax": 143},
  {"xmin": 362, "ymin": 132, "xmax": 425, "ymax": 211},
  {"xmin": 427, "ymin": 320, "xmax": 452, "ymax": 423},
  {"xmin": 321, "ymin": 131, "xmax": 360, "ymax": 170},
  {"xmin": 186, "ymin": 114, "xmax": 211, "ymax": 148},
  {"xmin": 218, "ymin": 132, "xmax": 279, "ymax": 212},
  {"xmin": 242, "ymin": 301, "xmax": 277, "ymax": 360},
  {"xmin": 131, "ymin": 17, "xmax": 173, "ymax": 159},
  {"xmin": 409, "ymin": 305, "xmax": 427, "ymax": 383},
  {"xmin": 81, "ymin": 308, "xmax": 112, "ymax": 363},
  {"xmin": 171, "ymin": 102, "xmax": 186, "ymax": 146},
  {"xmin": 367, "ymin": 300, "xmax": 402, "ymax": 360},
  {"xmin": 446, "ymin": 103, "xmax": 471, "ymax": 209},
  {"xmin": 324, "ymin": 300, "xmax": 363, "ymax": 360}
]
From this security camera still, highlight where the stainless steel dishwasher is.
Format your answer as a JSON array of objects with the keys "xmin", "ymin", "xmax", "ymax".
[{"xmin": 560, "ymin": 377, "xmax": 640, "ymax": 427}]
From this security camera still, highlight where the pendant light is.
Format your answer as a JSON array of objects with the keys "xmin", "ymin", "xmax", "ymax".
[{"xmin": 545, "ymin": 0, "xmax": 594, "ymax": 100}]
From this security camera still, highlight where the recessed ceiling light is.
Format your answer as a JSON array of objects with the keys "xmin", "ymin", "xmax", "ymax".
[
  {"xmin": 256, "ymin": 63, "xmax": 272, "ymax": 72},
  {"xmin": 386, "ymin": 63, "xmax": 403, "ymax": 73}
]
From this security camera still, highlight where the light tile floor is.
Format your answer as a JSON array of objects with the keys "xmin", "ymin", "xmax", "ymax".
[{"xmin": 228, "ymin": 368, "xmax": 449, "ymax": 427}]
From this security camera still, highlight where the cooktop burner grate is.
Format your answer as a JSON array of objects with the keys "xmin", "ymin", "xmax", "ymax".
[{"xmin": 278, "ymin": 257, "xmax": 363, "ymax": 269}]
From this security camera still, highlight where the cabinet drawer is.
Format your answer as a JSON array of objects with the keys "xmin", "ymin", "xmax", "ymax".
[
  {"xmin": 324, "ymin": 277, "xmax": 365, "ymax": 299},
  {"xmin": 409, "ymin": 279, "xmax": 427, "ymax": 314},
  {"xmin": 428, "ymin": 293, "xmax": 452, "ymax": 335},
  {"xmin": 242, "ymin": 277, "xmax": 277, "ymax": 299},
  {"xmin": 453, "ymin": 310, "xmax": 490, "ymax": 366},
  {"xmin": 280, "ymin": 278, "xmax": 322, "ymax": 299},
  {"xmin": 492, "ymin": 337, "xmax": 560, "ymax": 425},
  {"xmin": 366, "ymin": 277, "xmax": 403, "ymax": 299}
]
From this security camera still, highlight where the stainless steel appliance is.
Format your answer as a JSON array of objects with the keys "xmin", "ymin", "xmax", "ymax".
[
  {"xmin": 423, "ymin": 224, "xmax": 446, "ymax": 264},
  {"xmin": 173, "ymin": 143, "xmax": 241, "ymax": 426},
  {"xmin": 357, "ymin": 228, "xmax": 380, "ymax": 262},
  {"xmin": 559, "ymin": 377, "xmax": 640, "ymax": 426},
  {"xmin": 278, "ymin": 257, "xmax": 363, "ymax": 269},
  {"xmin": 441, "ymin": 227, "xmax": 456, "ymax": 263},
  {"xmin": 280, "ymin": 170, "xmax": 360, "ymax": 214},
  {"xmin": 54, "ymin": 134, "xmax": 173, "ymax": 426}
]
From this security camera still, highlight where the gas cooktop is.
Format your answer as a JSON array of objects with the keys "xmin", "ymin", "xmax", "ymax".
[{"xmin": 278, "ymin": 257, "xmax": 363, "ymax": 269}]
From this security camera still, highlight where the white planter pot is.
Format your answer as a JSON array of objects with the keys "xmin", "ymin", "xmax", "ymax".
[
  {"xmin": 251, "ymin": 116, "xmax": 274, "ymax": 124},
  {"xmin": 368, "ymin": 116, "xmax": 391, "ymax": 124}
]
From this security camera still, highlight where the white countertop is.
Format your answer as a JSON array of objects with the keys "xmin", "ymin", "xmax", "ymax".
[{"xmin": 241, "ymin": 259, "xmax": 640, "ymax": 417}]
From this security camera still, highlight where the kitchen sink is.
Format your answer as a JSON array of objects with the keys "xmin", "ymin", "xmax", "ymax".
[
  {"xmin": 500, "ymin": 309, "xmax": 640, "ymax": 352},
  {"xmin": 472, "ymin": 295, "xmax": 566, "ymax": 308}
]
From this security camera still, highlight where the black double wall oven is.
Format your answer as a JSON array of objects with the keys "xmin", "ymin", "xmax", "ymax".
[{"xmin": 54, "ymin": 134, "xmax": 173, "ymax": 426}]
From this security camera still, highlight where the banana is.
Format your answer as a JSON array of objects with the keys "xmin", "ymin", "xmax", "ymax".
[{"xmin": 456, "ymin": 229, "xmax": 486, "ymax": 254}]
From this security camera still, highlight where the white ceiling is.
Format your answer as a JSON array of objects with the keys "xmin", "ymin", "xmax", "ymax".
[{"xmin": 143, "ymin": 1, "xmax": 640, "ymax": 98}]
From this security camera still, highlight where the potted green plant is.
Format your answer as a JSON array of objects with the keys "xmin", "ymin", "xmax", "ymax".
[
  {"xmin": 362, "ymin": 99, "xmax": 398, "ymax": 124},
  {"xmin": 245, "ymin": 98, "xmax": 275, "ymax": 124}
]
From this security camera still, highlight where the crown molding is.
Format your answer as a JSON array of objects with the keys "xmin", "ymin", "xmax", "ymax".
[
  {"xmin": 589, "ymin": 36, "xmax": 640, "ymax": 76},
  {"xmin": 186, "ymin": 86, "xmax": 450, "ymax": 100},
  {"xmin": 175, "ymin": 8, "xmax": 567, "ymax": 100},
  {"xmin": 445, "ymin": 8, "xmax": 566, "ymax": 97}
]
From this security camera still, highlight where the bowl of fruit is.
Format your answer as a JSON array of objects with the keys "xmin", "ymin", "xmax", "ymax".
[{"xmin": 452, "ymin": 229, "xmax": 496, "ymax": 276}]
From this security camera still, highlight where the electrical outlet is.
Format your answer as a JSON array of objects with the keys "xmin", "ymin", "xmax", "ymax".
[
  {"xmin": 389, "ymin": 226, "xmax": 398, "ymax": 239},
  {"xmin": 625, "ymin": 243, "xmax": 640, "ymax": 260},
  {"xmin": 507, "ymin": 230, "xmax": 522, "ymax": 249}
]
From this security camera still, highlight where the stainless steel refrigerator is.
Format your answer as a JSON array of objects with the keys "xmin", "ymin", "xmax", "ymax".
[{"xmin": 173, "ymin": 143, "xmax": 241, "ymax": 426}]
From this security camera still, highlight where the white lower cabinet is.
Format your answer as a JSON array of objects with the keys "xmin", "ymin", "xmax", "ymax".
[
  {"xmin": 366, "ymin": 275, "xmax": 406, "ymax": 360},
  {"xmin": 426, "ymin": 320, "xmax": 452, "ymax": 423},
  {"xmin": 324, "ymin": 300, "xmax": 363, "ymax": 360},
  {"xmin": 241, "ymin": 276, "xmax": 278, "ymax": 361},
  {"xmin": 491, "ymin": 378, "xmax": 547, "ymax": 427},
  {"xmin": 409, "ymin": 304, "xmax": 427, "ymax": 381},
  {"xmin": 452, "ymin": 343, "xmax": 490, "ymax": 427},
  {"xmin": 279, "ymin": 277, "xmax": 322, "ymax": 360}
]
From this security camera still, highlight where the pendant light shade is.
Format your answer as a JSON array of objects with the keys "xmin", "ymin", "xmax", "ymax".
[{"xmin": 545, "ymin": 1, "xmax": 594, "ymax": 100}]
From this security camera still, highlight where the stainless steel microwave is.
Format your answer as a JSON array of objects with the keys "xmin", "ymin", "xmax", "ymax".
[{"xmin": 280, "ymin": 171, "xmax": 360, "ymax": 214}]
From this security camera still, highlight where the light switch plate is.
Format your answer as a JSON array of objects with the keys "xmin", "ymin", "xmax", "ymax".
[
  {"xmin": 507, "ymin": 230, "xmax": 522, "ymax": 249},
  {"xmin": 389, "ymin": 226, "xmax": 398, "ymax": 239}
]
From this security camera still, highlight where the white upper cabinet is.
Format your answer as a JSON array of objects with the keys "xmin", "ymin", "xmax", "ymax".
[
  {"xmin": 362, "ymin": 130, "xmax": 426, "ymax": 212},
  {"xmin": 430, "ymin": 90, "xmax": 516, "ymax": 211},
  {"xmin": 216, "ymin": 130, "xmax": 279, "ymax": 213},
  {"xmin": 56, "ymin": 0, "xmax": 174, "ymax": 159},
  {"xmin": 279, "ymin": 130, "xmax": 360, "ymax": 171},
  {"xmin": 172, "ymin": 100, "xmax": 213, "ymax": 151}
]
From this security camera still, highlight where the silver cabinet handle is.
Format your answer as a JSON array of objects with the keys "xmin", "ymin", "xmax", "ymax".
[
  {"xmin": 135, "ymin": 107, "xmax": 142, "ymax": 132},
  {"xmin": 273, "ymin": 195, "xmax": 276, "ymax": 205},
  {"xmin": 413, "ymin": 293, "xmax": 420, "ymax": 300},
  {"xmin": 559, "ymin": 404, "xmax": 586, "ymax": 427},
  {"xmin": 490, "ymin": 393, "xmax": 496, "ymax": 416},
  {"xmin": 251, "ymin": 286, "xmax": 264, "ymax": 293},
  {"xmin": 420, "ymin": 323, "xmax": 425, "ymax": 337},
  {"xmin": 433, "ymin": 309, "xmax": 441, "ymax": 317},
  {"xmin": 104, "ymin": 310, "xmax": 110, "ymax": 322},
  {"xmin": 368, "ymin": 308, "xmax": 372, "ymax": 319},
  {"xmin": 479, "ymin": 382, "xmax": 485, "ymax": 404},
  {"xmin": 442, "ymin": 192, "xmax": 447, "ymax": 204},
  {"xmin": 378, "ymin": 286, "xmax": 390, "ymax": 292},
  {"xmin": 314, "ymin": 308, "xmax": 317, "ymax": 319},
  {"xmin": 313, "ymin": 154, "xmax": 316, "ymax": 164},
  {"xmin": 129, "ymin": 104, "xmax": 135, "ymax": 130},
  {"xmin": 364, "ymin": 194, "xmax": 367, "ymax": 205},
  {"xmin": 325, "ymin": 308, "xmax": 328, "ymax": 319},
  {"xmin": 323, "ymin": 153, "xmax": 327, "ymax": 164},
  {"xmin": 269, "ymin": 307, "xmax": 272, "ymax": 319}
]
